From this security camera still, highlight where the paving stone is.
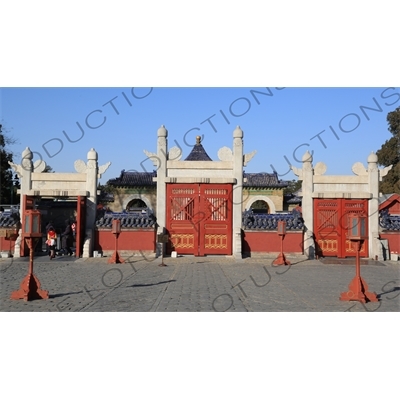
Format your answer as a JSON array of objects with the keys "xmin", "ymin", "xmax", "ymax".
[{"xmin": 1, "ymin": 255, "xmax": 399, "ymax": 312}]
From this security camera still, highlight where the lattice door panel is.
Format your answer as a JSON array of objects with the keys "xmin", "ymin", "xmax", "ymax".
[
  {"xmin": 199, "ymin": 185, "xmax": 232, "ymax": 256},
  {"xmin": 314, "ymin": 199, "xmax": 340, "ymax": 257},
  {"xmin": 167, "ymin": 184, "xmax": 198, "ymax": 254}
]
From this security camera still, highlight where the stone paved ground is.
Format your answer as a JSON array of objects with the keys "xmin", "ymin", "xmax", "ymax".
[{"xmin": 1, "ymin": 253, "xmax": 399, "ymax": 312}]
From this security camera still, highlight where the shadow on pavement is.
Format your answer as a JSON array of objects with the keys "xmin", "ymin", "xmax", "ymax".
[
  {"xmin": 49, "ymin": 291, "xmax": 85, "ymax": 299},
  {"xmin": 318, "ymin": 257, "xmax": 386, "ymax": 266},
  {"xmin": 128, "ymin": 279, "xmax": 176, "ymax": 288},
  {"xmin": 377, "ymin": 286, "xmax": 400, "ymax": 299}
]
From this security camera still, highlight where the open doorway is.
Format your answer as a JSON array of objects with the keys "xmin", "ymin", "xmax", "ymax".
[
  {"xmin": 21, "ymin": 195, "xmax": 86, "ymax": 257},
  {"xmin": 126, "ymin": 198, "xmax": 147, "ymax": 212},
  {"xmin": 250, "ymin": 199, "xmax": 269, "ymax": 214}
]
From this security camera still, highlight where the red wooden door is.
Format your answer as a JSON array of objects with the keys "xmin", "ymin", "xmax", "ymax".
[
  {"xmin": 314, "ymin": 199, "xmax": 340, "ymax": 257},
  {"xmin": 314, "ymin": 198, "xmax": 368, "ymax": 258},
  {"xmin": 199, "ymin": 185, "xmax": 232, "ymax": 256},
  {"xmin": 75, "ymin": 196, "xmax": 86, "ymax": 258},
  {"xmin": 167, "ymin": 184, "xmax": 198, "ymax": 255},
  {"xmin": 166, "ymin": 184, "xmax": 232, "ymax": 256}
]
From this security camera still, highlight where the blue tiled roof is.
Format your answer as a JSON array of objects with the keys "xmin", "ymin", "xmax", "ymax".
[
  {"xmin": 184, "ymin": 143, "xmax": 213, "ymax": 161},
  {"xmin": 96, "ymin": 210, "xmax": 156, "ymax": 229},
  {"xmin": 0, "ymin": 212, "xmax": 20, "ymax": 228},
  {"xmin": 99, "ymin": 192, "xmax": 115, "ymax": 203},
  {"xmin": 243, "ymin": 172, "xmax": 288, "ymax": 188},
  {"xmin": 285, "ymin": 188, "xmax": 302, "ymax": 204},
  {"xmin": 286, "ymin": 196, "xmax": 302, "ymax": 204},
  {"xmin": 107, "ymin": 170, "xmax": 288, "ymax": 189},
  {"xmin": 379, "ymin": 209, "xmax": 400, "ymax": 231},
  {"xmin": 107, "ymin": 170, "xmax": 157, "ymax": 187},
  {"xmin": 95, "ymin": 209, "xmax": 305, "ymax": 231},
  {"xmin": 243, "ymin": 210, "xmax": 304, "ymax": 230}
]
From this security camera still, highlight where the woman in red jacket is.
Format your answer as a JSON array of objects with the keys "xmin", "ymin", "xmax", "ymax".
[{"xmin": 47, "ymin": 226, "xmax": 57, "ymax": 259}]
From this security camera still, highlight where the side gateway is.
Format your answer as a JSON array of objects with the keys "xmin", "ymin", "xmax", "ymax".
[{"xmin": 314, "ymin": 198, "xmax": 369, "ymax": 258}]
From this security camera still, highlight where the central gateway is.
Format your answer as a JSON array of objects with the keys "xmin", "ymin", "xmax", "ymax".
[
  {"xmin": 166, "ymin": 183, "xmax": 233, "ymax": 256},
  {"xmin": 149, "ymin": 125, "xmax": 256, "ymax": 259}
]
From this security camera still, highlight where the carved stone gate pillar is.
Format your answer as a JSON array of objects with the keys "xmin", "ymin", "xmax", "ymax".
[
  {"xmin": 368, "ymin": 152, "xmax": 380, "ymax": 259},
  {"xmin": 292, "ymin": 151, "xmax": 315, "ymax": 259},
  {"xmin": 156, "ymin": 125, "xmax": 168, "ymax": 257},
  {"xmin": 83, "ymin": 148, "xmax": 99, "ymax": 257},
  {"xmin": 233, "ymin": 126, "xmax": 244, "ymax": 259},
  {"xmin": 302, "ymin": 151, "xmax": 315, "ymax": 259}
]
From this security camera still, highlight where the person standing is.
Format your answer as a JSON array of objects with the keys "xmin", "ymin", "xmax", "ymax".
[
  {"xmin": 45, "ymin": 221, "xmax": 54, "ymax": 256},
  {"xmin": 71, "ymin": 220, "xmax": 77, "ymax": 246},
  {"xmin": 61, "ymin": 219, "xmax": 74, "ymax": 256},
  {"xmin": 47, "ymin": 226, "xmax": 57, "ymax": 259}
]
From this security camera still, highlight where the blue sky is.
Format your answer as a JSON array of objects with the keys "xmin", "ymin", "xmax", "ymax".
[{"xmin": 2, "ymin": 87, "xmax": 399, "ymax": 185}]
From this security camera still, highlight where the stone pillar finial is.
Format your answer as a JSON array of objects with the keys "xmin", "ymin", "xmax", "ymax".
[
  {"xmin": 367, "ymin": 151, "xmax": 378, "ymax": 166},
  {"xmin": 22, "ymin": 147, "xmax": 33, "ymax": 160},
  {"xmin": 87, "ymin": 148, "xmax": 98, "ymax": 161},
  {"xmin": 302, "ymin": 150, "xmax": 313, "ymax": 163},
  {"xmin": 21, "ymin": 147, "xmax": 34, "ymax": 172},
  {"xmin": 233, "ymin": 126, "xmax": 243, "ymax": 138},
  {"xmin": 158, "ymin": 125, "xmax": 168, "ymax": 137}
]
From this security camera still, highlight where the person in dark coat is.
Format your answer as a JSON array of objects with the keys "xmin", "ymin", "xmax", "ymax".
[{"xmin": 61, "ymin": 219, "xmax": 74, "ymax": 256}]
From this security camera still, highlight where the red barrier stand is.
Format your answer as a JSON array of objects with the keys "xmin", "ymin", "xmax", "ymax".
[
  {"xmin": 340, "ymin": 213, "xmax": 378, "ymax": 303},
  {"xmin": 11, "ymin": 210, "xmax": 49, "ymax": 301},
  {"xmin": 108, "ymin": 219, "xmax": 125, "ymax": 264},
  {"xmin": 272, "ymin": 220, "xmax": 291, "ymax": 266}
]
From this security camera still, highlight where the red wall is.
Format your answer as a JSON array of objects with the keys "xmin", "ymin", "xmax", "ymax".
[
  {"xmin": 95, "ymin": 229, "xmax": 156, "ymax": 252},
  {"xmin": 96, "ymin": 229, "xmax": 304, "ymax": 256},
  {"xmin": 0, "ymin": 237, "xmax": 17, "ymax": 253},
  {"xmin": 380, "ymin": 232, "xmax": 400, "ymax": 254},
  {"xmin": 242, "ymin": 230, "xmax": 304, "ymax": 254},
  {"xmin": 0, "ymin": 228, "xmax": 18, "ymax": 253}
]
